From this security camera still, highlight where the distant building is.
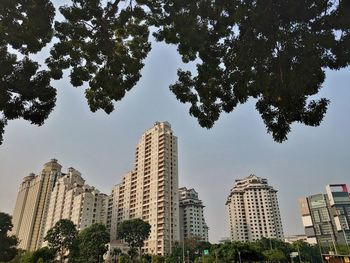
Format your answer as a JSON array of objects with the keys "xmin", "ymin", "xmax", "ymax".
[
  {"xmin": 299, "ymin": 184, "xmax": 350, "ymax": 250},
  {"xmin": 106, "ymin": 121, "xmax": 180, "ymax": 256},
  {"xmin": 11, "ymin": 159, "xmax": 62, "ymax": 251},
  {"xmin": 226, "ymin": 174, "xmax": 284, "ymax": 242},
  {"xmin": 11, "ymin": 159, "xmax": 107, "ymax": 251},
  {"xmin": 284, "ymin": 234, "xmax": 308, "ymax": 244},
  {"xmin": 179, "ymin": 187, "xmax": 209, "ymax": 242}
]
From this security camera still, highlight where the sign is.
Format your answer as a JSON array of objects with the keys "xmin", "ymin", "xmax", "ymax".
[
  {"xmin": 203, "ymin": 250, "xmax": 209, "ymax": 255},
  {"xmin": 290, "ymin": 252, "xmax": 299, "ymax": 258}
]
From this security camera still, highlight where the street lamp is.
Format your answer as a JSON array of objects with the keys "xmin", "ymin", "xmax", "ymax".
[{"xmin": 238, "ymin": 251, "xmax": 242, "ymax": 263}]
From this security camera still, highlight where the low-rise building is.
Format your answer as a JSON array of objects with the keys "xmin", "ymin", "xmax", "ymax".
[{"xmin": 299, "ymin": 184, "xmax": 350, "ymax": 251}]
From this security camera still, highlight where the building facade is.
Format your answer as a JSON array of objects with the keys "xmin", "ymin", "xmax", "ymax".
[
  {"xmin": 179, "ymin": 187, "xmax": 209, "ymax": 242},
  {"xmin": 226, "ymin": 175, "xmax": 284, "ymax": 242},
  {"xmin": 43, "ymin": 167, "xmax": 108, "ymax": 238},
  {"xmin": 299, "ymin": 184, "xmax": 350, "ymax": 251},
  {"xmin": 11, "ymin": 159, "xmax": 62, "ymax": 251},
  {"xmin": 106, "ymin": 121, "xmax": 180, "ymax": 256},
  {"xmin": 12, "ymin": 159, "xmax": 108, "ymax": 251}
]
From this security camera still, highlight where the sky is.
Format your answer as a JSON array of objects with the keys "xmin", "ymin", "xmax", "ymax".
[{"xmin": 1, "ymin": 2, "xmax": 350, "ymax": 244}]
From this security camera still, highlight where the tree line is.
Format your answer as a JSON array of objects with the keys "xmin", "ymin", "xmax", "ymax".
[
  {"xmin": 0, "ymin": 212, "xmax": 150, "ymax": 263},
  {"xmin": 3, "ymin": 211, "xmax": 348, "ymax": 263}
]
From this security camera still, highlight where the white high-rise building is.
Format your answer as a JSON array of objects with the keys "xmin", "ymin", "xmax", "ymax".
[
  {"xmin": 11, "ymin": 159, "xmax": 62, "ymax": 251},
  {"xmin": 43, "ymin": 167, "xmax": 108, "ymax": 238},
  {"xmin": 12, "ymin": 160, "xmax": 108, "ymax": 251},
  {"xmin": 179, "ymin": 187, "xmax": 209, "ymax": 242},
  {"xmin": 226, "ymin": 175, "xmax": 284, "ymax": 242},
  {"xmin": 107, "ymin": 121, "xmax": 180, "ymax": 256}
]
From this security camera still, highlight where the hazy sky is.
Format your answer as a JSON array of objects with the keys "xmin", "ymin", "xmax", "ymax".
[{"xmin": 0, "ymin": 2, "xmax": 349, "ymax": 243}]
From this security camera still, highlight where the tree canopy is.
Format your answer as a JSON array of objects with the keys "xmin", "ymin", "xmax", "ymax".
[
  {"xmin": 77, "ymin": 223, "xmax": 110, "ymax": 263},
  {"xmin": 0, "ymin": 213, "xmax": 18, "ymax": 262},
  {"xmin": 0, "ymin": 0, "xmax": 349, "ymax": 144},
  {"xmin": 117, "ymin": 218, "xmax": 151, "ymax": 259},
  {"xmin": 44, "ymin": 219, "xmax": 78, "ymax": 262},
  {"xmin": 20, "ymin": 247, "xmax": 55, "ymax": 263}
]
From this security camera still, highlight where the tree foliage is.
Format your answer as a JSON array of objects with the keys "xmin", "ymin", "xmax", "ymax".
[
  {"xmin": 0, "ymin": 0, "xmax": 56, "ymax": 145},
  {"xmin": 0, "ymin": 0, "xmax": 349, "ymax": 144},
  {"xmin": 44, "ymin": 219, "xmax": 78, "ymax": 262},
  {"xmin": 117, "ymin": 218, "xmax": 151, "ymax": 259},
  {"xmin": 77, "ymin": 223, "xmax": 110, "ymax": 263},
  {"xmin": 175, "ymin": 239, "xmax": 323, "ymax": 263},
  {"xmin": 263, "ymin": 249, "xmax": 287, "ymax": 262},
  {"xmin": 20, "ymin": 247, "xmax": 55, "ymax": 263},
  {"xmin": 0, "ymin": 212, "xmax": 18, "ymax": 262}
]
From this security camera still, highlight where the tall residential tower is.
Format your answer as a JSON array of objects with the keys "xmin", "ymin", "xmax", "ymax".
[
  {"xmin": 11, "ymin": 159, "xmax": 62, "ymax": 250},
  {"xmin": 226, "ymin": 175, "xmax": 284, "ymax": 242},
  {"xmin": 179, "ymin": 187, "xmax": 209, "ymax": 242},
  {"xmin": 107, "ymin": 121, "xmax": 180, "ymax": 256}
]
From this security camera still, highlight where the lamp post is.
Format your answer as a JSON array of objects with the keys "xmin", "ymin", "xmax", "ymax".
[
  {"xmin": 296, "ymin": 242, "xmax": 302, "ymax": 263},
  {"xmin": 182, "ymin": 239, "xmax": 185, "ymax": 263}
]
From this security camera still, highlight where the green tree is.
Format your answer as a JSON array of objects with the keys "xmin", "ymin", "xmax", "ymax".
[
  {"xmin": 118, "ymin": 255, "xmax": 130, "ymax": 263},
  {"xmin": 78, "ymin": 223, "xmax": 110, "ymax": 263},
  {"xmin": 117, "ymin": 218, "xmax": 151, "ymax": 261},
  {"xmin": 1, "ymin": 0, "xmax": 350, "ymax": 144},
  {"xmin": 167, "ymin": 242, "xmax": 183, "ymax": 263},
  {"xmin": 263, "ymin": 249, "xmax": 287, "ymax": 262},
  {"xmin": 0, "ymin": 212, "xmax": 18, "ymax": 262},
  {"xmin": 22, "ymin": 247, "xmax": 55, "ymax": 263},
  {"xmin": 111, "ymin": 248, "xmax": 123, "ymax": 263},
  {"xmin": 3, "ymin": 249, "xmax": 25, "ymax": 263},
  {"xmin": 0, "ymin": 0, "xmax": 56, "ymax": 145},
  {"xmin": 291, "ymin": 240, "xmax": 322, "ymax": 263},
  {"xmin": 44, "ymin": 219, "xmax": 78, "ymax": 263},
  {"xmin": 151, "ymin": 255, "xmax": 165, "ymax": 263}
]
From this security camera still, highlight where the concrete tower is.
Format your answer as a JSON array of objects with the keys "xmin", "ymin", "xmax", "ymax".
[
  {"xmin": 11, "ymin": 159, "xmax": 62, "ymax": 250},
  {"xmin": 179, "ymin": 187, "xmax": 209, "ymax": 242},
  {"xmin": 107, "ymin": 121, "xmax": 180, "ymax": 256},
  {"xmin": 226, "ymin": 174, "xmax": 284, "ymax": 242}
]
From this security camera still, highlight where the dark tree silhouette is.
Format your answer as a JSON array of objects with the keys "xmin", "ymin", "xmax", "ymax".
[
  {"xmin": 1, "ymin": 0, "xmax": 349, "ymax": 144},
  {"xmin": 77, "ymin": 223, "xmax": 110, "ymax": 263},
  {"xmin": 117, "ymin": 218, "xmax": 151, "ymax": 261},
  {"xmin": 44, "ymin": 219, "xmax": 78, "ymax": 262},
  {"xmin": 0, "ymin": 212, "xmax": 18, "ymax": 262}
]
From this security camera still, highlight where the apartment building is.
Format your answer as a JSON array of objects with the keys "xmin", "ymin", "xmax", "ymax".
[
  {"xmin": 107, "ymin": 184, "xmax": 121, "ymax": 241},
  {"xmin": 43, "ymin": 167, "xmax": 108, "ymax": 238},
  {"xmin": 107, "ymin": 121, "xmax": 180, "ymax": 256},
  {"xmin": 299, "ymin": 184, "xmax": 350, "ymax": 250},
  {"xmin": 179, "ymin": 187, "xmax": 209, "ymax": 242},
  {"xmin": 226, "ymin": 174, "xmax": 284, "ymax": 242},
  {"xmin": 12, "ymin": 160, "xmax": 108, "ymax": 251},
  {"xmin": 11, "ymin": 159, "xmax": 62, "ymax": 250}
]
